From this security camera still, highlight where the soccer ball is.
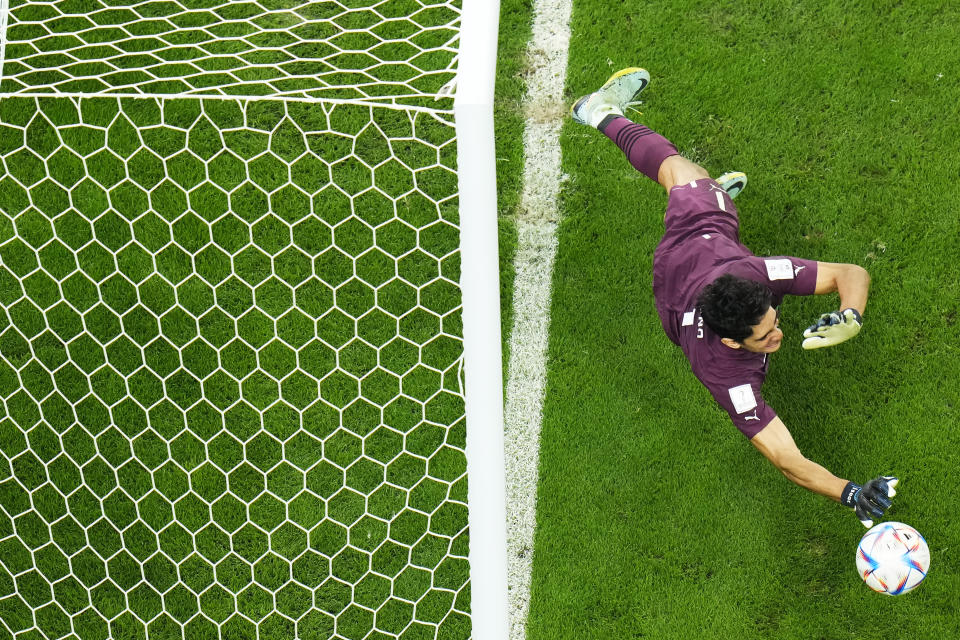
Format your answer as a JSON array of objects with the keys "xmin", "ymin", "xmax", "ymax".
[{"xmin": 856, "ymin": 522, "xmax": 930, "ymax": 595}]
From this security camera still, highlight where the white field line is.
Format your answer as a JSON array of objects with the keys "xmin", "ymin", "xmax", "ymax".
[{"xmin": 505, "ymin": 0, "xmax": 572, "ymax": 637}]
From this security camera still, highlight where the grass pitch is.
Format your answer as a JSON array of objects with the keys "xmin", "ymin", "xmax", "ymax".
[{"xmin": 514, "ymin": 1, "xmax": 960, "ymax": 638}]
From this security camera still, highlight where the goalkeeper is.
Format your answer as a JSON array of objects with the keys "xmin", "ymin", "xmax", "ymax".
[{"xmin": 570, "ymin": 68, "xmax": 896, "ymax": 527}]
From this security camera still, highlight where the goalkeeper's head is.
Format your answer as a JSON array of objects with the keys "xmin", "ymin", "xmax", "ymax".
[{"xmin": 696, "ymin": 274, "xmax": 782, "ymax": 353}]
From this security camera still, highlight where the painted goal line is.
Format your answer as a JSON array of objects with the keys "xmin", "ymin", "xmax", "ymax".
[{"xmin": 504, "ymin": 0, "xmax": 572, "ymax": 638}]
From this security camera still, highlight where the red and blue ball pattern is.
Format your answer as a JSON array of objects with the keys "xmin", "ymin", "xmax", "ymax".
[{"xmin": 856, "ymin": 522, "xmax": 930, "ymax": 595}]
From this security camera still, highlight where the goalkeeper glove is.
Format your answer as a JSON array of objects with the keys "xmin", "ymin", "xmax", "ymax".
[
  {"xmin": 801, "ymin": 308, "xmax": 862, "ymax": 350},
  {"xmin": 841, "ymin": 476, "xmax": 898, "ymax": 528}
]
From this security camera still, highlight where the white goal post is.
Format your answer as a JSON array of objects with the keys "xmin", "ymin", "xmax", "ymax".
[{"xmin": 455, "ymin": 1, "xmax": 509, "ymax": 639}]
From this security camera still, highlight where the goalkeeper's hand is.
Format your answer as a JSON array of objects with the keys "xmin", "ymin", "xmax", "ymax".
[
  {"xmin": 801, "ymin": 308, "xmax": 862, "ymax": 350},
  {"xmin": 842, "ymin": 476, "xmax": 898, "ymax": 528}
]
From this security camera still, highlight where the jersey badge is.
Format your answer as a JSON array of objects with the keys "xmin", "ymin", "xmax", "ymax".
[
  {"xmin": 728, "ymin": 384, "xmax": 758, "ymax": 414},
  {"xmin": 765, "ymin": 259, "xmax": 794, "ymax": 281}
]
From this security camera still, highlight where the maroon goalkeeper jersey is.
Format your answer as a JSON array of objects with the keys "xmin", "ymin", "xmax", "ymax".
[{"xmin": 652, "ymin": 179, "xmax": 818, "ymax": 438}]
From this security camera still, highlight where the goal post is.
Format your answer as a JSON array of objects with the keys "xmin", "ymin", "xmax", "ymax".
[{"xmin": 455, "ymin": 1, "xmax": 509, "ymax": 639}]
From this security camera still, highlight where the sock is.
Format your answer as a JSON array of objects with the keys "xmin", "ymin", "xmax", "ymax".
[{"xmin": 599, "ymin": 115, "xmax": 679, "ymax": 182}]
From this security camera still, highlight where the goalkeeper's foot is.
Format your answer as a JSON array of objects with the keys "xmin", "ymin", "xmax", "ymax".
[
  {"xmin": 716, "ymin": 171, "xmax": 747, "ymax": 199},
  {"xmin": 571, "ymin": 67, "xmax": 650, "ymax": 129}
]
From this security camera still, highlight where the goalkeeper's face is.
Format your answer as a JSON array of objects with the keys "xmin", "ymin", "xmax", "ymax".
[{"xmin": 740, "ymin": 307, "xmax": 782, "ymax": 354}]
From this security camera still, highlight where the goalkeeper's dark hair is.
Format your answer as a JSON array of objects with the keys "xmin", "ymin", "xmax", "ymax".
[{"xmin": 696, "ymin": 274, "xmax": 772, "ymax": 343}]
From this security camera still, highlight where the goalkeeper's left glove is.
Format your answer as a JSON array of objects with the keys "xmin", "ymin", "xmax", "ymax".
[
  {"xmin": 841, "ymin": 476, "xmax": 898, "ymax": 528},
  {"xmin": 801, "ymin": 308, "xmax": 862, "ymax": 350}
]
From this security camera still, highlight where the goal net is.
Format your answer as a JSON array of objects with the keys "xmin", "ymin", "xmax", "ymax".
[
  {"xmin": 0, "ymin": 1, "xmax": 502, "ymax": 639},
  {"xmin": 0, "ymin": 0, "xmax": 458, "ymax": 105}
]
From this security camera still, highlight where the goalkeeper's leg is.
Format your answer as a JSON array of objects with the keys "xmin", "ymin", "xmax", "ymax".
[
  {"xmin": 570, "ymin": 68, "xmax": 736, "ymax": 194},
  {"xmin": 598, "ymin": 116, "xmax": 709, "ymax": 193},
  {"xmin": 600, "ymin": 117, "xmax": 748, "ymax": 197}
]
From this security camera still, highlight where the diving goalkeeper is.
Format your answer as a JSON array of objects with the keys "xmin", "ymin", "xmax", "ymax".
[{"xmin": 570, "ymin": 68, "xmax": 896, "ymax": 527}]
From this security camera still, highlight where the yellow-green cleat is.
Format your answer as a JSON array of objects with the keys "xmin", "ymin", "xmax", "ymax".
[
  {"xmin": 716, "ymin": 171, "xmax": 747, "ymax": 199},
  {"xmin": 570, "ymin": 67, "xmax": 650, "ymax": 129}
]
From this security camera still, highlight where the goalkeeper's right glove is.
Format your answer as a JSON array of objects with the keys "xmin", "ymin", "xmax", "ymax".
[{"xmin": 841, "ymin": 476, "xmax": 898, "ymax": 528}]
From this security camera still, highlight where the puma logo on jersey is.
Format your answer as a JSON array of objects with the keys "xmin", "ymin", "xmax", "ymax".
[
  {"xmin": 745, "ymin": 411, "xmax": 760, "ymax": 421},
  {"xmin": 794, "ymin": 264, "xmax": 806, "ymax": 276}
]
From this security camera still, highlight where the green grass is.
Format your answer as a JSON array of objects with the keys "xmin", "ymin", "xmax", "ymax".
[
  {"xmin": 524, "ymin": 1, "xmax": 960, "ymax": 638},
  {"xmin": 0, "ymin": 91, "xmax": 470, "ymax": 638}
]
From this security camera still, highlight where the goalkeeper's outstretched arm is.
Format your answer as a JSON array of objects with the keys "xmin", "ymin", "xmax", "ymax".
[
  {"xmin": 750, "ymin": 416, "xmax": 897, "ymax": 526},
  {"xmin": 750, "ymin": 416, "xmax": 847, "ymax": 500}
]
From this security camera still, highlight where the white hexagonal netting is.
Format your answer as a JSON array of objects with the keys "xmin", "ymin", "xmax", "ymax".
[{"xmin": 0, "ymin": 2, "xmax": 472, "ymax": 639}]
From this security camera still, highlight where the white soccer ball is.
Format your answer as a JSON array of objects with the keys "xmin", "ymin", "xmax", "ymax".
[{"xmin": 856, "ymin": 522, "xmax": 930, "ymax": 595}]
